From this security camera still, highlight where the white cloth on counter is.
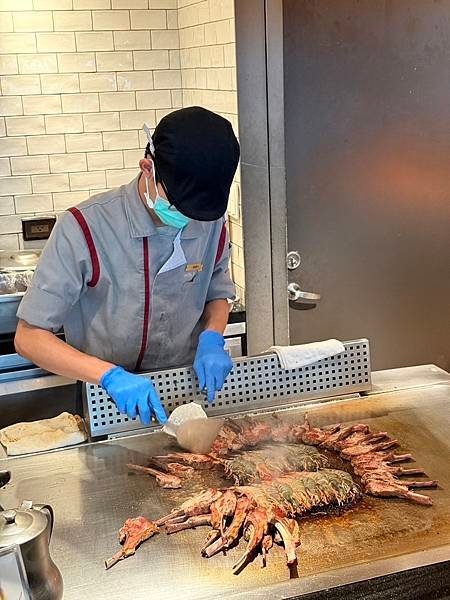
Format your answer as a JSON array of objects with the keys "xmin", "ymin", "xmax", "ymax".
[{"xmin": 268, "ymin": 339, "xmax": 345, "ymax": 370}]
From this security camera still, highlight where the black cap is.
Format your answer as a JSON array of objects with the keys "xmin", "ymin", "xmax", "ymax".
[{"xmin": 151, "ymin": 106, "xmax": 240, "ymax": 221}]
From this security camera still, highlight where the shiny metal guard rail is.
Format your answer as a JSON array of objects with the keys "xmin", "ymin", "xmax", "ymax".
[{"xmin": 83, "ymin": 338, "xmax": 371, "ymax": 438}]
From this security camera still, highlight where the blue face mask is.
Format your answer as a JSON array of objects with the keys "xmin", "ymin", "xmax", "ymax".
[{"xmin": 144, "ymin": 166, "xmax": 191, "ymax": 229}]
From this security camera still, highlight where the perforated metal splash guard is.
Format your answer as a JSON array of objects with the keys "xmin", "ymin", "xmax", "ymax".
[{"xmin": 83, "ymin": 338, "xmax": 371, "ymax": 438}]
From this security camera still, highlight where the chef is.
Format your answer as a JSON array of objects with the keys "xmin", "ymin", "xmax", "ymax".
[{"xmin": 14, "ymin": 106, "xmax": 240, "ymax": 426}]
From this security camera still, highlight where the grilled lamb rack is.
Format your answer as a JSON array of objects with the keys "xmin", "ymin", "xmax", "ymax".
[
  {"xmin": 127, "ymin": 463, "xmax": 182, "ymax": 489},
  {"xmin": 154, "ymin": 452, "xmax": 218, "ymax": 469},
  {"xmin": 208, "ymin": 414, "xmax": 438, "ymax": 505},
  {"xmin": 107, "ymin": 414, "xmax": 438, "ymax": 574},
  {"xmin": 300, "ymin": 415, "xmax": 437, "ymax": 505},
  {"xmin": 211, "ymin": 417, "xmax": 274, "ymax": 456},
  {"xmin": 165, "ymin": 463, "xmax": 195, "ymax": 476},
  {"xmin": 155, "ymin": 488, "xmax": 222, "ymax": 526},
  {"xmin": 144, "ymin": 457, "xmax": 196, "ymax": 477},
  {"xmin": 105, "ymin": 517, "xmax": 158, "ymax": 569},
  {"xmin": 158, "ymin": 468, "xmax": 361, "ymax": 573},
  {"xmin": 218, "ymin": 444, "xmax": 328, "ymax": 484}
]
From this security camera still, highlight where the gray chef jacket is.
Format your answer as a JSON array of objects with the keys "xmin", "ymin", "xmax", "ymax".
[{"xmin": 17, "ymin": 175, "xmax": 234, "ymax": 372}]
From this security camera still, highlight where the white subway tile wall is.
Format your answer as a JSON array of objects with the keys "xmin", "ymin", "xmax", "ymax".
[
  {"xmin": 177, "ymin": 0, "xmax": 243, "ymax": 300},
  {"xmin": 0, "ymin": 0, "xmax": 243, "ymax": 300},
  {"xmin": 0, "ymin": 1, "xmax": 182, "ymax": 251}
]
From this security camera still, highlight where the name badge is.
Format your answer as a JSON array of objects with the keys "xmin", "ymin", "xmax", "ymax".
[{"xmin": 186, "ymin": 263, "xmax": 203, "ymax": 272}]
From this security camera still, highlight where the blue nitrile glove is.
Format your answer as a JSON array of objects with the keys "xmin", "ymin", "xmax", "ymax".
[
  {"xmin": 193, "ymin": 330, "xmax": 233, "ymax": 403},
  {"xmin": 100, "ymin": 366, "xmax": 167, "ymax": 425}
]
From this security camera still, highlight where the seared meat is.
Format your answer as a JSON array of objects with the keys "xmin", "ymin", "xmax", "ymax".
[
  {"xmin": 219, "ymin": 444, "xmax": 328, "ymax": 484},
  {"xmin": 210, "ymin": 413, "xmax": 438, "ymax": 505},
  {"xmin": 155, "ymin": 488, "xmax": 222, "ymax": 526},
  {"xmin": 211, "ymin": 419, "xmax": 273, "ymax": 455},
  {"xmin": 300, "ymin": 415, "xmax": 437, "ymax": 505},
  {"xmin": 362, "ymin": 473, "xmax": 437, "ymax": 505},
  {"xmin": 105, "ymin": 517, "xmax": 158, "ymax": 569},
  {"xmin": 157, "ymin": 468, "xmax": 361, "ymax": 573},
  {"xmin": 108, "ymin": 414, "xmax": 438, "ymax": 573},
  {"xmin": 155, "ymin": 452, "xmax": 217, "ymax": 469},
  {"xmin": 144, "ymin": 457, "xmax": 195, "ymax": 477},
  {"xmin": 166, "ymin": 463, "xmax": 195, "ymax": 477},
  {"xmin": 127, "ymin": 463, "xmax": 182, "ymax": 489},
  {"xmin": 210, "ymin": 414, "xmax": 307, "ymax": 455}
]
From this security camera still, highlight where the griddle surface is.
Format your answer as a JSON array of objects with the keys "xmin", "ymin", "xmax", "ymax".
[{"xmin": 1, "ymin": 380, "xmax": 449, "ymax": 599}]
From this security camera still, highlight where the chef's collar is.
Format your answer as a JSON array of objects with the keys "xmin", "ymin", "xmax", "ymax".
[{"xmin": 124, "ymin": 175, "xmax": 209, "ymax": 239}]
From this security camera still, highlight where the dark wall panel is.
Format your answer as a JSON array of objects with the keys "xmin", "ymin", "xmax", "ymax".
[{"xmin": 284, "ymin": 0, "xmax": 450, "ymax": 370}]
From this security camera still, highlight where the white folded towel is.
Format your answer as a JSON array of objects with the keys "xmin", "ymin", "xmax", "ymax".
[{"xmin": 268, "ymin": 339, "xmax": 345, "ymax": 370}]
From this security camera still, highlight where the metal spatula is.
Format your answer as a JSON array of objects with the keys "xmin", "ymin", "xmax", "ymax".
[{"xmin": 162, "ymin": 390, "xmax": 224, "ymax": 454}]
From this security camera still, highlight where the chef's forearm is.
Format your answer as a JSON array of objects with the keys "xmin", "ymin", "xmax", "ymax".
[
  {"xmin": 202, "ymin": 299, "xmax": 230, "ymax": 334},
  {"xmin": 15, "ymin": 320, "xmax": 114, "ymax": 384}
]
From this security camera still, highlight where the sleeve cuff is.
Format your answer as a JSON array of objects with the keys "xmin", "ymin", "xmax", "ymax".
[
  {"xmin": 206, "ymin": 276, "xmax": 236, "ymax": 303},
  {"xmin": 16, "ymin": 286, "xmax": 69, "ymax": 333}
]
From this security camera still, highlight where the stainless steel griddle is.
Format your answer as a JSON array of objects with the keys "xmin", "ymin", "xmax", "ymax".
[{"xmin": 0, "ymin": 365, "xmax": 449, "ymax": 600}]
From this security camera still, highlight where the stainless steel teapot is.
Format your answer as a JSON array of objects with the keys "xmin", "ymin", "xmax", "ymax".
[{"xmin": 0, "ymin": 500, "xmax": 63, "ymax": 600}]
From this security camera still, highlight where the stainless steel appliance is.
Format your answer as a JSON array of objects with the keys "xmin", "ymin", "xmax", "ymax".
[
  {"xmin": 223, "ymin": 320, "xmax": 246, "ymax": 358},
  {"xmin": 0, "ymin": 364, "xmax": 448, "ymax": 599},
  {"xmin": 0, "ymin": 250, "xmax": 41, "ymax": 336},
  {"xmin": 0, "ymin": 251, "xmax": 77, "ymax": 431},
  {"xmin": 0, "ymin": 345, "xmax": 78, "ymax": 433}
]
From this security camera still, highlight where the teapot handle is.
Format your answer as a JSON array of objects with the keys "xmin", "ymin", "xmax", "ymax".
[{"xmin": 34, "ymin": 503, "xmax": 55, "ymax": 541}]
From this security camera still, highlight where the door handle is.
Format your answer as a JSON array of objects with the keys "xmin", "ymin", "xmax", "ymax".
[{"xmin": 288, "ymin": 282, "xmax": 321, "ymax": 303}]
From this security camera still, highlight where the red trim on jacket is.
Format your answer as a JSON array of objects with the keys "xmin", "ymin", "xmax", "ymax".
[
  {"xmin": 215, "ymin": 221, "xmax": 227, "ymax": 266},
  {"xmin": 68, "ymin": 207, "xmax": 100, "ymax": 288},
  {"xmin": 135, "ymin": 237, "xmax": 150, "ymax": 371}
]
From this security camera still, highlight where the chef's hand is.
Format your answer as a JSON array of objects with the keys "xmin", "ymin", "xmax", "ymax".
[
  {"xmin": 194, "ymin": 330, "xmax": 233, "ymax": 403},
  {"xmin": 100, "ymin": 366, "xmax": 167, "ymax": 425}
]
